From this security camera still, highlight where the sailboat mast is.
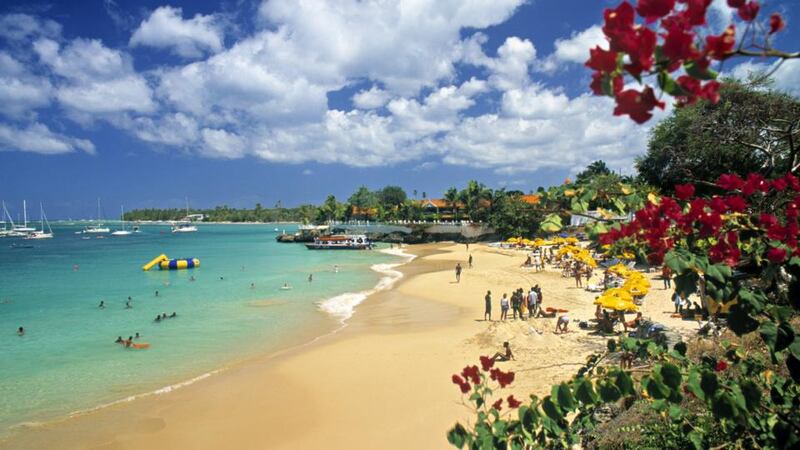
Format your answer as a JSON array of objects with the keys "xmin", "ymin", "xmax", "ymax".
[{"xmin": 23, "ymin": 200, "xmax": 28, "ymax": 227}]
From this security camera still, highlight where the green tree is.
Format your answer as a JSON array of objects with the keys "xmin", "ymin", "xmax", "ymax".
[
  {"xmin": 444, "ymin": 187, "xmax": 460, "ymax": 221},
  {"xmin": 459, "ymin": 180, "xmax": 492, "ymax": 222},
  {"xmin": 636, "ymin": 80, "xmax": 800, "ymax": 193},
  {"xmin": 576, "ymin": 160, "xmax": 612, "ymax": 184},
  {"xmin": 488, "ymin": 191, "xmax": 542, "ymax": 238},
  {"xmin": 378, "ymin": 186, "xmax": 407, "ymax": 220}
]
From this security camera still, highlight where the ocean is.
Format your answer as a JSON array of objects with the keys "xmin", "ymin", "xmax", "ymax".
[{"xmin": 0, "ymin": 223, "xmax": 406, "ymax": 435}]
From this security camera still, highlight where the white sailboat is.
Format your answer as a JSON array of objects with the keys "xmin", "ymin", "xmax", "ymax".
[
  {"xmin": 111, "ymin": 206, "xmax": 132, "ymax": 236},
  {"xmin": 172, "ymin": 197, "xmax": 198, "ymax": 233},
  {"xmin": 25, "ymin": 203, "xmax": 54, "ymax": 239},
  {"xmin": 82, "ymin": 198, "xmax": 110, "ymax": 234},
  {"xmin": 13, "ymin": 200, "xmax": 36, "ymax": 233}
]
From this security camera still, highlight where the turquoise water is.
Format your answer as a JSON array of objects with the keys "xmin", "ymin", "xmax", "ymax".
[{"xmin": 0, "ymin": 224, "xmax": 400, "ymax": 434}]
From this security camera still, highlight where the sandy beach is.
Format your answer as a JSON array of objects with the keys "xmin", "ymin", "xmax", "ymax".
[{"xmin": 1, "ymin": 242, "xmax": 700, "ymax": 450}]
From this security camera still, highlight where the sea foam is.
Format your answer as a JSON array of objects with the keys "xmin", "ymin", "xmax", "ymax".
[{"xmin": 317, "ymin": 247, "xmax": 415, "ymax": 322}]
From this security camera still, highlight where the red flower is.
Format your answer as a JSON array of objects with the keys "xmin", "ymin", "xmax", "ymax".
[
  {"xmin": 725, "ymin": 195, "xmax": 747, "ymax": 213},
  {"xmin": 743, "ymin": 173, "xmax": 769, "ymax": 196},
  {"xmin": 717, "ymin": 173, "xmax": 745, "ymax": 190},
  {"xmin": 603, "ymin": 2, "xmax": 636, "ymax": 52},
  {"xmin": 759, "ymin": 213, "xmax": 779, "ymax": 228},
  {"xmin": 613, "ymin": 86, "xmax": 665, "ymax": 123},
  {"xmin": 700, "ymin": 80, "xmax": 721, "ymax": 103},
  {"xmin": 492, "ymin": 399, "xmax": 503, "ymax": 411},
  {"xmin": 507, "ymin": 395, "xmax": 522, "ymax": 409},
  {"xmin": 767, "ymin": 225, "xmax": 786, "ymax": 241},
  {"xmin": 489, "ymin": 368, "xmax": 516, "ymax": 387},
  {"xmin": 586, "ymin": 47, "xmax": 619, "ymax": 72},
  {"xmin": 681, "ymin": 0, "xmax": 713, "ymax": 26},
  {"xmin": 769, "ymin": 13, "xmax": 785, "ymax": 34},
  {"xmin": 715, "ymin": 360, "xmax": 728, "ymax": 372},
  {"xmin": 675, "ymin": 183, "xmax": 696, "ymax": 200},
  {"xmin": 480, "ymin": 356, "xmax": 495, "ymax": 371},
  {"xmin": 462, "ymin": 365, "xmax": 481, "ymax": 385},
  {"xmin": 767, "ymin": 247, "xmax": 787, "ymax": 263},
  {"xmin": 452, "ymin": 374, "xmax": 470, "ymax": 393},
  {"xmin": 705, "ymin": 25, "xmax": 736, "ymax": 60},
  {"xmin": 663, "ymin": 25, "xmax": 699, "ymax": 62},
  {"xmin": 738, "ymin": 2, "xmax": 760, "ymax": 21},
  {"xmin": 636, "ymin": 0, "xmax": 676, "ymax": 22},
  {"xmin": 727, "ymin": 0, "xmax": 745, "ymax": 7},
  {"xmin": 784, "ymin": 173, "xmax": 800, "ymax": 191},
  {"xmin": 771, "ymin": 177, "xmax": 788, "ymax": 192}
]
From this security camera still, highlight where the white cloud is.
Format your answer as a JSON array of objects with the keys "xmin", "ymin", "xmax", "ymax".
[
  {"xmin": 0, "ymin": 13, "xmax": 61, "ymax": 42},
  {"xmin": 488, "ymin": 37, "xmax": 536, "ymax": 90},
  {"xmin": 200, "ymin": 128, "xmax": 246, "ymax": 158},
  {"xmin": 0, "ymin": 52, "xmax": 52, "ymax": 118},
  {"xmin": 34, "ymin": 38, "xmax": 131, "ymax": 82},
  {"xmin": 353, "ymin": 86, "xmax": 391, "ymax": 109},
  {"xmin": 0, "ymin": 122, "xmax": 94, "ymax": 155},
  {"xmin": 552, "ymin": 25, "xmax": 606, "ymax": 64},
  {"xmin": 729, "ymin": 59, "xmax": 800, "ymax": 97},
  {"xmin": 56, "ymin": 76, "xmax": 155, "ymax": 114},
  {"xmin": 130, "ymin": 6, "xmax": 224, "ymax": 58}
]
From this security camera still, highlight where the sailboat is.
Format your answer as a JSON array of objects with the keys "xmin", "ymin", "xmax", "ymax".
[
  {"xmin": 81, "ymin": 198, "xmax": 110, "ymax": 234},
  {"xmin": 171, "ymin": 197, "xmax": 198, "ymax": 233},
  {"xmin": 111, "ymin": 206, "xmax": 132, "ymax": 236},
  {"xmin": 25, "ymin": 203, "xmax": 54, "ymax": 239},
  {"xmin": 12, "ymin": 200, "xmax": 36, "ymax": 233}
]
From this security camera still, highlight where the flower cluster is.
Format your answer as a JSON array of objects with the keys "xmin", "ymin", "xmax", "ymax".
[
  {"xmin": 451, "ymin": 356, "xmax": 519, "ymax": 410},
  {"xmin": 587, "ymin": 0, "xmax": 785, "ymax": 123},
  {"xmin": 599, "ymin": 172, "xmax": 800, "ymax": 266}
]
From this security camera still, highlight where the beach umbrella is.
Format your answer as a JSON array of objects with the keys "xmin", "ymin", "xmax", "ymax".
[
  {"xmin": 602, "ymin": 288, "xmax": 635, "ymax": 303},
  {"xmin": 594, "ymin": 296, "xmax": 639, "ymax": 312}
]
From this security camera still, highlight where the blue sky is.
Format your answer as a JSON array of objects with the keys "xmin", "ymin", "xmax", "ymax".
[{"xmin": 1, "ymin": 0, "xmax": 798, "ymax": 219}]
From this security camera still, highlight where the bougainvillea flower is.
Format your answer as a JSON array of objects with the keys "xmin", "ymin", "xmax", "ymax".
[
  {"xmin": 461, "ymin": 365, "xmax": 481, "ymax": 385},
  {"xmin": 663, "ymin": 24, "xmax": 699, "ymax": 62},
  {"xmin": 738, "ymin": 2, "xmax": 760, "ymax": 21},
  {"xmin": 715, "ymin": 360, "xmax": 728, "ymax": 372},
  {"xmin": 636, "ymin": 0, "xmax": 675, "ymax": 22},
  {"xmin": 771, "ymin": 177, "xmax": 788, "ymax": 192},
  {"xmin": 613, "ymin": 86, "xmax": 665, "ymax": 123},
  {"xmin": 675, "ymin": 183, "xmax": 696, "ymax": 200},
  {"xmin": 700, "ymin": 80, "xmax": 721, "ymax": 103},
  {"xmin": 507, "ymin": 395, "xmax": 522, "ymax": 409},
  {"xmin": 452, "ymin": 374, "xmax": 470, "ymax": 393},
  {"xmin": 492, "ymin": 399, "xmax": 503, "ymax": 411},
  {"xmin": 681, "ymin": 0, "xmax": 713, "ymax": 25},
  {"xmin": 769, "ymin": 13, "xmax": 785, "ymax": 34},
  {"xmin": 725, "ymin": 195, "xmax": 747, "ymax": 213},
  {"xmin": 586, "ymin": 47, "xmax": 619, "ymax": 72},
  {"xmin": 743, "ymin": 173, "xmax": 769, "ymax": 196},
  {"xmin": 705, "ymin": 25, "xmax": 736, "ymax": 60},
  {"xmin": 727, "ymin": 0, "xmax": 745, "ymax": 7},
  {"xmin": 718, "ymin": 173, "xmax": 745, "ymax": 190},
  {"xmin": 489, "ymin": 368, "xmax": 515, "ymax": 387},
  {"xmin": 767, "ymin": 247, "xmax": 787, "ymax": 263},
  {"xmin": 479, "ymin": 356, "xmax": 494, "ymax": 371}
]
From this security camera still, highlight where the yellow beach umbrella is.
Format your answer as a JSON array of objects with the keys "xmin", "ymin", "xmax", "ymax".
[{"xmin": 594, "ymin": 296, "xmax": 639, "ymax": 312}]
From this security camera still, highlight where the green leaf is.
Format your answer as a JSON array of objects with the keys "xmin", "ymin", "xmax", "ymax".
[
  {"xmin": 727, "ymin": 303, "xmax": 760, "ymax": 335},
  {"xmin": 704, "ymin": 264, "xmax": 725, "ymax": 283},
  {"xmin": 739, "ymin": 380, "xmax": 762, "ymax": 412},
  {"xmin": 541, "ymin": 396, "xmax": 563, "ymax": 421},
  {"xmin": 673, "ymin": 341, "xmax": 687, "ymax": 356},
  {"xmin": 684, "ymin": 60, "xmax": 718, "ymax": 80},
  {"xmin": 664, "ymin": 250, "xmax": 689, "ymax": 274},
  {"xmin": 556, "ymin": 383, "xmax": 576, "ymax": 411},
  {"xmin": 700, "ymin": 371, "xmax": 718, "ymax": 399},
  {"xmin": 659, "ymin": 363, "xmax": 682, "ymax": 390},
  {"xmin": 711, "ymin": 392, "xmax": 739, "ymax": 420},
  {"xmin": 657, "ymin": 71, "xmax": 686, "ymax": 96},
  {"xmin": 776, "ymin": 323, "xmax": 796, "ymax": 353},
  {"xmin": 760, "ymin": 321, "xmax": 779, "ymax": 353},
  {"xmin": 570, "ymin": 197, "xmax": 589, "ymax": 213},
  {"xmin": 598, "ymin": 380, "xmax": 622, "ymax": 402},
  {"xmin": 668, "ymin": 405, "xmax": 684, "ymax": 420},
  {"xmin": 688, "ymin": 431, "xmax": 704, "ymax": 450},
  {"xmin": 687, "ymin": 369, "xmax": 705, "ymax": 401},
  {"xmin": 447, "ymin": 423, "xmax": 468, "ymax": 448},
  {"xmin": 574, "ymin": 378, "xmax": 598, "ymax": 405},
  {"xmin": 540, "ymin": 214, "xmax": 563, "ymax": 233},
  {"xmin": 644, "ymin": 376, "xmax": 670, "ymax": 400},
  {"xmin": 614, "ymin": 371, "xmax": 635, "ymax": 396}
]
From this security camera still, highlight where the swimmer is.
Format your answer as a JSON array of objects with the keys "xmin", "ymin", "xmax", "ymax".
[
  {"xmin": 333, "ymin": 265, "xmax": 339, "ymax": 273},
  {"xmin": 17, "ymin": 326, "xmax": 24, "ymax": 336},
  {"xmin": 161, "ymin": 313, "xmax": 168, "ymax": 320},
  {"xmin": 155, "ymin": 290, "xmax": 159, "ymax": 297},
  {"xmin": 281, "ymin": 283, "xmax": 292, "ymax": 290},
  {"xmin": 170, "ymin": 312, "xmax": 177, "ymax": 318},
  {"xmin": 115, "ymin": 336, "xmax": 123, "ymax": 343},
  {"xmin": 98, "ymin": 300, "xmax": 105, "ymax": 309},
  {"xmin": 154, "ymin": 315, "xmax": 161, "ymax": 322},
  {"xmin": 250, "ymin": 283, "xmax": 255, "ymax": 289},
  {"xmin": 124, "ymin": 336, "xmax": 133, "ymax": 348},
  {"xmin": 308, "ymin": 273, "xmax": 313, "ymax": 282},
  {"xmin": 72, "ymin": 264, "xmax": 79, "ymax": 272},
  {"xmin": 220, "ymin": 276, "xmax": 224, "ymax": 281},
  {"xmin": 163, "ymin": 281, "xmax": 170, "ymax": 287},
  {"xmin": 135, "ymin": 332, "xmax": 140, "ymax": 339},
  {"xmin": 125, "ymin": 300, "xmax": 132, "ymax": 309}
]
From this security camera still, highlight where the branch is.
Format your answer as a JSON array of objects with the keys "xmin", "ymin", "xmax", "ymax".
[{"xmin": 729, "ymin": 48, "xmax": 800, "ymax": 59}]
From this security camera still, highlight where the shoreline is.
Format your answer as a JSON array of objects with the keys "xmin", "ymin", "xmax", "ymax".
[
  {"xmin": 1, "ymin": 242, "xmax": 699, "ymax": 449},
  {"xmin": 0, "ymin": 246, "xmax": 415, "ymax": 444}
]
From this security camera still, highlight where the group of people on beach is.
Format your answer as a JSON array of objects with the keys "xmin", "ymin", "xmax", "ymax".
[{"xmin": 484, "ymin": 286, "xmax": 545, "ymax": 322}]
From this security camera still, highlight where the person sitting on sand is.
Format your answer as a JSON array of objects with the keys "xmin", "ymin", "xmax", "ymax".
[
  {"xmin": 521, "ymin": 256, "xmax": 532, "ymax": 267},
  {"xmin": 17, "ymin": 326, "xmax": 24, "ymax": 336},
  {"xmin": 594, "ymin": 304, "xmax": 604, "ymax": 321},
  {"xmin": 555, "ymin": 314, "xmax": 570, "ymax": 334},
  {"xmin": 491, "ymin": 342, "xmax": 515, "ymax": 362},
  {"xmin": 624, "ymin": 312, "xmax": 643, "ymax": 331}
]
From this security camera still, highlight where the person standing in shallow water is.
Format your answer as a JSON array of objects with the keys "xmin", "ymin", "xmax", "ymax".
[
  {"xmin": 455, "ymin": 263, "xmax": 462, "ymax": 283},
  {"xmin": 484, "ymin": 290, "xmax": 492, "ymax": 321}
]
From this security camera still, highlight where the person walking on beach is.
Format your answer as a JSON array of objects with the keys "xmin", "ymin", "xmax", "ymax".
[
  {"xmin": 527, "ymin": 288, "xmax": 538, "ymax": 318},
  {"xmin": 468, "ymin": 254, "xmax": 473, "ymax": 268},
  {"xmin": 455, "ymin": 263, "xmax": 462, "ymax": 283},
  {"xmin": 484, "ymin": 290, "xmax": 492, "ymax": 321},
  {"xmin": 662, "ymin": 265, "xmax": 672, "ymax": 289},
  {"xmin": 574, "ymin": 263, "xmax": 583, "ymax": 288},
  {"xmin": 500, "ymin": 294, "xmax": 509, "ymax": 320}
]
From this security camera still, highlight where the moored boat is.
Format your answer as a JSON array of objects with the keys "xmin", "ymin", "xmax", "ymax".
[{"xmin": 305, "ymin": 234, "xmax": 372, "ymax": 250}]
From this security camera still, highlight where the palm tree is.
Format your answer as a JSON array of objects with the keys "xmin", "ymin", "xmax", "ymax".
[{"xmin": 444, "ymin": 187, "xmax": 459, "ymax": 221}]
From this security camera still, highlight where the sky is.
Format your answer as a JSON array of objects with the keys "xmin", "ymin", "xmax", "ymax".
[{"xmin": 1, "ymin": 0, "xmax": 798, "ymax": 219}]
